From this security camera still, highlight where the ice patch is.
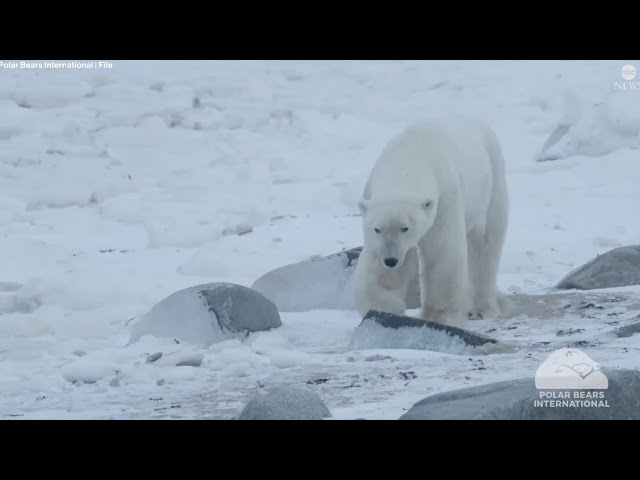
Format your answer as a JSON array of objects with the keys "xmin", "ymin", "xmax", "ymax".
[
  {"xmin": 262, "ymin": 348, "xmax": 311, "ymax": 369},
  {"xmin": 178, "ymin": 247, "xmax": 232, "ymax": 278},
  {"xmin": 61, "ymin": 358, "xmax": 119, "ymax": 384}
]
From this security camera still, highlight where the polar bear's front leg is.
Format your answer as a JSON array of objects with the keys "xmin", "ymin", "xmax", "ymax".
[
  {"xmin": 418, "ymin": 228, "xmax": 470, "ymax": 328},
  {"xmin": 354, "ymin": 248, "xmax": 413, "ymax": 318},
  {"xmin": 355, "ymin": 284, "xmax": 407, "ymax": 318}
]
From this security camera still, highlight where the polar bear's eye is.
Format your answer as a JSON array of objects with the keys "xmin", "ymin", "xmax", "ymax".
[
  {"xmin": 374, "ymin": 228, "xmax": 381, "ymax": 234},
  {"xmin": 401, "ymin": 227, "xmax": 409, "ymax": 233}
]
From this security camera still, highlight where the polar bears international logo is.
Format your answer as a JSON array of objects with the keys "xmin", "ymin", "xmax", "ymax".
[
  {"xmin": 535, "ymin": 347, "xmax": 608, "ymax": 389},
  {"xmin": 534, "ymin": 348, "xmax": 609, "ymax": 409},
  {"xmin": 621, "ymin": 64, "xmax": 637, "ymax": 81}
]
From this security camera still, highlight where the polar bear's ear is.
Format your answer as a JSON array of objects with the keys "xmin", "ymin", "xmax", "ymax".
[
  {"xmin": 358, "ymin": 199, "xmax": 368, "ymax": 215},
  {"xmin": 422, "ymin": 200, "xmax": 433, "ymax": 210}
]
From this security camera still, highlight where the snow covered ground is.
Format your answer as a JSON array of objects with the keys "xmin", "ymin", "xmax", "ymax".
[{"xmin": 1, "ymin": 60, "xmax": 639, "ymax": 419}]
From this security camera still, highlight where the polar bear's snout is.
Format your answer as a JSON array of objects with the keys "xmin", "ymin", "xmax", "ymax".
[{"xmin": 378, "ymin": 233, "xmax": 413, "ymax": 269}]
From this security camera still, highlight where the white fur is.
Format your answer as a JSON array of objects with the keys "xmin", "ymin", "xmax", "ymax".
[{"xmin": 354, "ymin": 117, "xmax": 509, "ymax": 327}]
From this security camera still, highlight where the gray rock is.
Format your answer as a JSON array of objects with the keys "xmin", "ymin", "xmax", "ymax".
[
  {"xmin": 238, "ymin": 386, "xmax": 331, "ymax": 420},
  {"xmin": 176, "ymin": 354, "xmax": 204, "ymax": 367},
  {"xmin": 534, "ymin": 95, "xmax": 640, "ymax": 163},
  {"xmin": 556, "ymin": 245, "xmax": 640, "ymax": 290},
  {"xmin": 146, "ymin": 352, "xmax": 163, "ymax": 363},
  {"xmin": 400, "ymin": 368, "xmax": 640, "ymax": 420},
  {"xmin": 614, "ymin": 321, "xmax": 640, "ymax": 338},
  {"xmin": 0, "ymin": 294, "xmax": 37, "ymax": 314},
  {"xmin": 363, "ymin": 310, "xmax": 498, "ymax": 347},
  {"xmin": 222, "ymin": 223, "xmax": 253, "ymax": 237},
  {"xmin": 251, "ymin": 246, "xmax": 421, "ymax": 312},
  {"xmin": 350, "ymin": 310, "xmax": 511, "ymax": 356},
  {"xmin": 536, "ymin": 123, "xmax": 572, "ymax": 162},
  {"xmin": 364, "ymin": 354, "xmax": 394, "ymax": 362},
  {"xmin": 129, "ymin": 283, "xmax": 282, "ymax": 348}
]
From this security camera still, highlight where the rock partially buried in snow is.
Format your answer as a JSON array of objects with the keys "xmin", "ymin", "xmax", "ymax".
[
  {"xmin": 176, "ymin": 353, "xmax": 204, "ymax": 367},
  {"xmin": 400, "ymin": 368, "xmax": 640, "ymax": 420},
  {"xmin": 221, "ymin": 223, "xmax": 253, "ymax": 237},
  {"xmin": 146, "ymin": 352, "xmax": 163, "ymax": 363},
  {"xmin": 251, "ymin": 247, "xmax": 420, "ymax": 312},
  {"xmin": 129, "ymin": 283, "xmax": 282, "ymax": 348},
  {"xmin": 350, "ymin": 310, "xmax": 511, "ymax": 356},
  {"xmin": 238, "ymin": 386, "xmax": 331, "ymax": 420},
  {"xmin": 535, "ymin": 92, "xmax": 640, "ymax": 162},
  {"xmin": 61, "ymin": 359, "xmax": 118, "ymax": 385},
  {"xmin": 613, "ymin": 321, "xmax": 640, "ymax": 338},
  {"xmin": 147, "ymin": 351, "xmax": 205, "ymax": 368},
  {"xmin": 556, "ymin": 246, "xmax": 640, "ymax": 290}
]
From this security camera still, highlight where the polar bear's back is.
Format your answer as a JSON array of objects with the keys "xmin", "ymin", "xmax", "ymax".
[{"xmin": 364, "ymin": 117, "xmax": 503, "ymax": 224}]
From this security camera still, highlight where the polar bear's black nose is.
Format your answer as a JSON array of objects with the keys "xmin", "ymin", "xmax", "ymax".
[{"xmin": 384, "ymin": 258, "xmax": 399, "ymax": 268}]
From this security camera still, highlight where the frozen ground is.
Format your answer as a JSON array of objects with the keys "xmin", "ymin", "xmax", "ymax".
[{"xmin": 1, "ymin": 60, "xmax": 639, "ymax": 419}]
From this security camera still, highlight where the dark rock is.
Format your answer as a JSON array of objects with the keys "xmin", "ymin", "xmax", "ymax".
[
  {"xmin": 350, "ymin": 310, "xmax": 510, "ymax": 356},
  {"xmin": 129, "ymin": 283, "xmax": 282, "ymax": 348},
  {"xmin": 536, "ymin": 123, "xmax": 572, "ymax": 162},
  {"xmin": 614, "ymin": 321, "xmax": 640, "ymax": 338},
  {"xmin": 306, "ymin": 378, "xmax": 329, "ymax": 385},
  {"xmin": 146, "ymin": 352, "xmax": 163, "ymax": 363},
  {"xmin": 556, "ymin": 328, "xmax": 585, "ymax": 337},
  {"xmin": 238, "ymin": 386, "xmax": 331, "ymax": 420},
  {"xmin": 176, "ymin": 354, "xmax": 204, "ymax": 367},
  {"xmin": 363, "ymin": 310, "xmax": 498, "ymax": 347},
  {"xmin": 221, "ymin": 223, "xmax": 253, "ymax": 237},
  {"xmin": 251, "ymin": 246, "xmax": 420, "ymax": 312},
  {"xmin": 556, "ymin": 246, "xmax": 640, "ymax": 290},
  {"xmin": 364, "ymin": 354, "xmax": 394, "ymax": 362},
  {"xmin": 400, "ymin": 368, "xmax": 640, "ymax": 420}
]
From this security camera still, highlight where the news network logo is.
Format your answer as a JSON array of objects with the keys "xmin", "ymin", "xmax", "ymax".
[{"xmin": 615, "ymin": 64, "xmax": 639, "ymax": 90}]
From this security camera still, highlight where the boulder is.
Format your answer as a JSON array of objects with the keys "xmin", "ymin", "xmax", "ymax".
[
  {"xmin": 613, "ymin": 320, "xmax": 640, "ymax": 338},
  {"xmin": 238, "ymin": 386, "xmax": 331, "ymax": 420},
  {"xmin": 556, "ymin": 246, "xmax": 640, "ymax": 290},
  {"xmin": 400, "ymin": 368, "xmax": 640, "ymax": 420},
  {"xmin": 129, "ymin": 283, "xmax": 282, "ymax": 348},
  {"xmin": 349, "ymin": 310, "xmax": 511, "ymax": 356},
  {"xmin": 251, "ymin": 247, "xmax": 420, "ymax": 312}
]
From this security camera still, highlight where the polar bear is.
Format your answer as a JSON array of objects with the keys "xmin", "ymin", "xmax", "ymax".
[{"xmin": 354, "ymin": 117, "xmax": 509, "ymax": 327}]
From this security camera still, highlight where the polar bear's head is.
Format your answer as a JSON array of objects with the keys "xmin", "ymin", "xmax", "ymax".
[{"xmin": 358, "ymin": 194, "xmax": 438, "ymax": 269}]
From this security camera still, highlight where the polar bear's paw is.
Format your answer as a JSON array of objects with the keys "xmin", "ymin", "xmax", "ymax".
[
  {"xmin": 468, "ymin": 292, "xmax": 512, "ymax": 320},
  {"xmin": 357, "ymin": 293, "xmax": 407, "ymax": 318},
  {"xmin": 421, "ymin": 305, "xmax": 467, "ymax": 328}
]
